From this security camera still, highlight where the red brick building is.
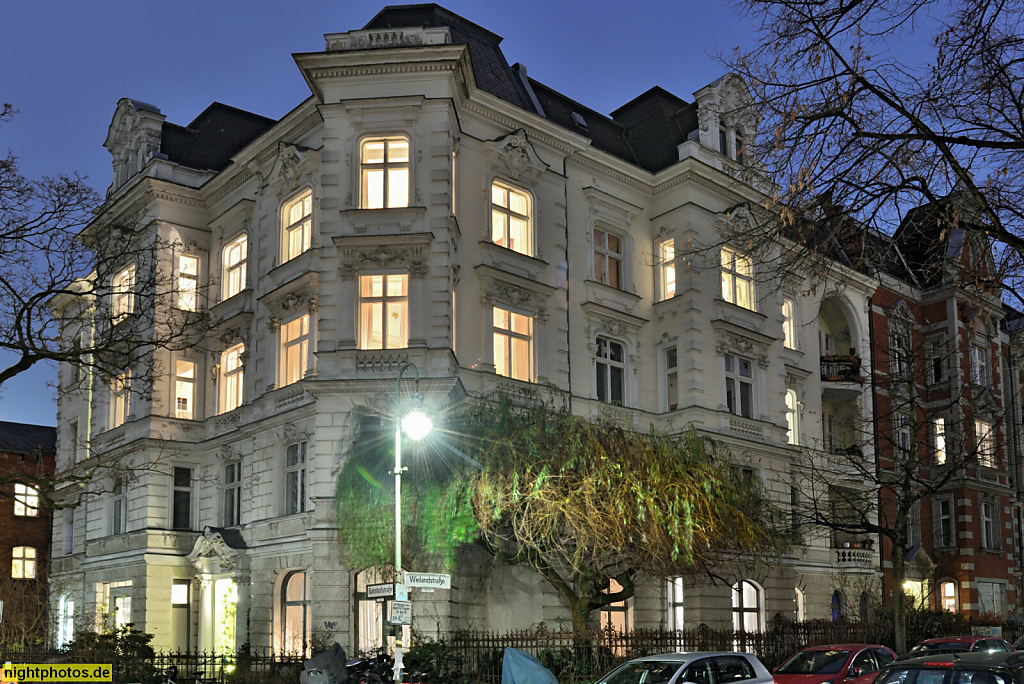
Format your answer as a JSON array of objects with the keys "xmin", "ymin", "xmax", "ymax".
[{"xmin": 0, "ymin": 421, "xmax": 56, "ymax": 642}]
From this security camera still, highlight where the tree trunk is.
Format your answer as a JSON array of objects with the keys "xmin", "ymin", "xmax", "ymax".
[{"xmin": 892, "ymin": 549, "xmax": 907, "ymax": 653}]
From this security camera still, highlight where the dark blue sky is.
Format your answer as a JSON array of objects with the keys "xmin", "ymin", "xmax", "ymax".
[{"xmin": 0, "ymin": 0, "xmax": 758, "ymax": 426}]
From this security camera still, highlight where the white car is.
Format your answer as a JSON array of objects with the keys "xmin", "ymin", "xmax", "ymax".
[{"xmin": 596, "ymin": 652, "xmax": 774, "ymax": 684}]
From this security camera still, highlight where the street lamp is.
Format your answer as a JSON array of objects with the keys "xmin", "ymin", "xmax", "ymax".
[{"xmin": 393, "ymin": 362, "xmax": 431, "ymax": 684}]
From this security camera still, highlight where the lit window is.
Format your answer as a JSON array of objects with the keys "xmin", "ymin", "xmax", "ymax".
[
  {"xmin": 222, "ymin": 234, "xmax": 247, "ymax": 300},
  {"xmin": 176, "ymin": 254, "xmax": 199, "ymax": 311},
  {"xmin": 981, "ymin": 501, "xmax": 997, "ymax": 549},
  {"xmin": 724, "ymin": 354, "xmax": 753, "ymax": 419},
  {"xmin": 174, "ymin": 359, "xmax": 196, "ymax": 420},
  {"xmin": 668, "ymin": 578, "xmax": 684, "ymax": 630},
  {"xmin": 285, "ymin": 442, "xmax": 307, "ymax": 515},
  {"xmin": 361, "ymin": 137, "xmax": 409, "ymax": 210},
  {"xmin": 932, "ymin": 417, "xmax": 947, "ymax": 465},
  {"xmin": 12, "ymin": 546, "xmax": 36, "ymax": 579},
  {"xmin": 491, "ymin": 181, "xmax": 532, "ymax": 256},
  {"xmin": 895, "ymin": 414, "xmax": 912, "ymax": 459},
  {"xmin": 596, "ymin": 337, "xmax": 625, "ymax": 405},
  {"xmin": 665, "ymin": 346, "xmax": 678, "ymax": 411},
  {"xmin": 281, "ymin": 315, "xmax": 310, "ymax": 386},
  {"xmin": 721, "ymin": 247, "xmax": 753, "ymax": 310},
  {"xmin": 659, "ymin": 239, "xmax": 676, "ymax": 300},
  {"xmin": 111, "ymin": 478, "xmax": 126, "ymax": 535},
  {"xmin": 795, "ymin": 587, "xmax": 806, "ymax": 622},
  {"xmin": 57, "ymin": 596, "xmax": 75, "ymax": 647},
  {"xmin": 220, "ymin": 344, "xmax": 244, "ymax": 413},
  {"xmin": 785, "ymin": 389, "xmax": 799, "ymax": 445},
  {"xmin": 282, "ymin": 190, "xmax": 313, "ymax": 262},
  {"xmin": 783, "ymin": 297, "xmax": 797, "ymax": 349},
  {"xmin": 593, "ymin": 229, "xmax": 623, "ymax": 289},
  {"xmin": 493, "ymin": 307, "xmax": 533, "ymax": 381},
  {"xmin": 941, "ymin": 581, "xmax": 957, "ymax": 612},
  {"xmin": 599, "ymin": 578, "xmax": 633, "ymax": 644},
  {"xmin": 280, "ymin": 570, "xmax": 312, "ymax": 656},
  {"xmin": 172, "ymin": 467, "xmax": 192, "ymax": 531},
  {"xmin": 976, "ymin": 419, "xmax": 995, "ymax": 467},
  {"xmin": 732, "ymin": 579, "xmax": 763, "ymax": 632},
  {"xmin": 971, "ymin": 346, "xmax": 989, "ymax": 386},
  {"xmin": 938, "ymin": 499, "xmax": 954, "ymax": 547},
  {"xmin": 224, "ymin": 462, "xmax": 241, "ymax": 527},
  {"xmin": 112, "ymin": 371, "xmax": 131, "ymax": 428},
  {"xmin": 14, "ymin": 484, "xmax": 39, "ymax": 517},
  {"xmin": 111, "ymin": 264, "xmax": 135, "ymax": 323},
  {"xmin": 359, "ymin": 274, "xmax": 408, "ymax": 350}
]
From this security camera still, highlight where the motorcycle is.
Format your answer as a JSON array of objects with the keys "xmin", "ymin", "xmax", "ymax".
[{"xmin": 346, "ymin": 651, "xmax": 394, "ymax": 684}]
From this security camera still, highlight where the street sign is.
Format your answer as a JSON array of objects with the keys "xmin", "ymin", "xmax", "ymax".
[
  {"xmin": 403, "ymin": 572, "xmax": 451, "ymax": 589},
  {"xmin": 366, "ymin": 583, "xmax": 394, "ymax": 599},
  {"xmin": 390, "ymin": 600, "xmax": 412, "ymax": 625}
]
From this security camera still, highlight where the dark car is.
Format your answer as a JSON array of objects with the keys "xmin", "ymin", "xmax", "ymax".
[
  {"xmin": 877, "ymin": 651, "xmax": 1024, "ymax": 684},
  {"xmin": 775, "ymin": 644, "xmax": 898, "ymax": 684},
  {"xmin": 900, "ymin": 637, "xmax": 1015, "ymax": 660}
]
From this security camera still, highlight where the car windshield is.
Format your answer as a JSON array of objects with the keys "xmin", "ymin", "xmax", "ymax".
[
  {"xmin": 877, "ymin": 668, "xmax": 1008, "ymax": 684},
  {"xmin": 910, "ymin": 644, "xmax": 971, "ymax": 655},
  {"xmin": 777, "ymin": 651, "xmax": 851, "ymax": 675},
  {"xmin": 599, "ymin": 661, "xmax": 682, "ymax": 684}
]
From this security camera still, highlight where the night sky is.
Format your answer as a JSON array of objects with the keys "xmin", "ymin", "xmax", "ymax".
[{"xmin": 0, "ymin": 0, "xmax": 760, "ymax": 425}]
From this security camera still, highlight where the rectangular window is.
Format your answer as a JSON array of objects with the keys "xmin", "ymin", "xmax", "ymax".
[
  {"xmin": 719, "ymin": 127, "xmax": 729, "ymax": 157},
  {"xmin": 172, "ymin": 467, "xmax": 192, "ymax": 531},
  {"xmin": 890, "ymin": 329, "xmax": 910, "ymax": 376},
  {"xmin": 176, "ymin": 254, "xmax": 199, "ymax": 311},
  {"xmin": 220, "ymin": 344, "xmax": 245, "ymax": 413},
  {"xmin": 721, "ymin": 247, "xmax": 753, "ymax": 310},
  {"xmin": 491, "ymin": 181, "xmax": 532, "ymax": 256},
  {"xmin": 281, "ymin": 314, "xmax": 310, "ymax": 386},
  {"xmin": 938, "ymin": 499, "xmax": 954, "ymax": 547},
  {"xmin": 724, "ymin": 354, "xmax": 753, "ymax": 418},
  {"xmin": 976, "ymin": 419, "xmax": 995, "ymax": 467},
  {"xmin": 111, "ymin": 264, "xmax": 135, "ymax": 323},
  {"xmin": 971, "ymin": 346, "xmax": 989, "ymax": 385},
  {"xmin": 493, "ymin": 307, "xmax": 533, "ymax": 382},
  {"xmin": 599, "ymin": 577, "xmax": 633, "ymax": 638},
  {"xmin": 361, "ymin": 137, "xmax": 409, "ymax": 209},
  {"xmin": 932, "ymin": 417, "xmax": 947, "ymax": 465},
  {"xmin": 112, "ymin": 371, "xmax": 131, "ymax": 428},
  {"xmin": 69, "ymin": 419, "xmax": 81, "ymax": 463},
  {"xmin": 112, "ymin": 479, "xmax": 126, "ymax": 535},
  {"xmin": 593, "ymin": 229, "xmax": 623, "ymax": 290},
  {"xmin": 895, "ymin": 413, "xmax": 912, "ymax": 459},
  {"xmin": 783, "ymin": 297, "xmax": 797, "ymax": 350},
  {"xmin": 981, "ymin": 501, "xmax": 997, "ymax": 549},
  {"xmin": 668, "ymin": 578, "xmax": 684, "ymax": 631},
  {"xmin": 174, "ymin": 359, "xmax": 196, "ymax": 420},
  {"xmin": 224, "ymin": 462, "xmax": 241, "ymax": 527},
  {"xmin": 11, "ymin": 546, "xmax": 36, "ymax": 579},
  {"xmin": 64, "ymin": 507, "xmax": 75, "ymax": 555},
  {"xmin": 659, "ymin": 239, "xmax": 676, "ymax": 301},
  {"xmin": 978, "ymin": 582, "xmax": 1004, "ymax": 616},
  {"xmin": 285, "ymin": 442, "xmax": 307, "ymax": 515},
  {"xmin": 927, "ymin": 339, "xmax": 944, "ymax": 384},
  {"xmin": 785, "ymin": 389, "xmax": 799, "ymax": 445},
  {"xmin": 735, "ymin": 132, "xmax": 746, "ymax": 165},
  {"xmin": 14, "ymin": 484, "xmax": 39, "ymax": 517},
  {"xmin": 665, "ymin": 346, "xmax": 678, "ymax": 411},
  {"xmin": 596, "ymin": 337, "xmax": 625, "ymax": 405},
  {"xmin": 359, "ymin": 274, "xmax": 408, "ymax": 350},
  {"xmin": 282, "ymin": 190, "xmax": 313, "ymax": 262},
  {"xmin": 222, "ymin": 234, "xmax": 247, "ymax": 300}
]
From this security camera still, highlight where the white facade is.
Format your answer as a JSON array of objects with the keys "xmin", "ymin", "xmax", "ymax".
[{"xmin": 50, "ymin": 8, "xmax": 879, "ymax": 654}]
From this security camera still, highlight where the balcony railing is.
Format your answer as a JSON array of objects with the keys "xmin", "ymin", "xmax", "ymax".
[
  {"xmin": 821, "ymin": 355, "xmax": 864, "ymax": 383},
  {"xmin": 834, "ymin": 547, "xmax": 874, "ymax": 565}
]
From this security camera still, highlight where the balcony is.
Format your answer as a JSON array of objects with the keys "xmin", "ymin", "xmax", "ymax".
[{"xmin": 820, "ymin": 355, "xmax": 864, "ymax": 383}]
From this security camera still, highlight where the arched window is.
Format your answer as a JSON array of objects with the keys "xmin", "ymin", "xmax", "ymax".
[
  {"xmin": 280, "ymin": 570, "xmax": 311, "ymax": 655},
  {"xmin": 732, "ymin": 579, "xmax": 763, "ymax": 632},
  {"xmin": 859, "ymin": 592, "xmax": 872, "ymax": 623},
  {"xmin": 57, "ymin": 594, "xmax": 75, "ymax": 647},
  {"xmin": 831, "ymin": 590, "xmax": 845, "ymax": 621},
  {"xmin": 794, "ymin": 587, "xmax": 806, "ymax": 622}
]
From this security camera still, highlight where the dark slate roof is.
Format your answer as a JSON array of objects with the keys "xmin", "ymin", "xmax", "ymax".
[
  {"xmin": 610, "ymin": 87, "xmax": 699, "ymax": 172},
  {"xmin": 0, "ymin": 421, "xmax": 56, "ymax": 455},
  {"xmin": 160, "ymin": 103, "xmax": 276, "ymax": 173},
  {"xmin": 208, "ymin": 527, "xmax": 248, "ymax": 549},
  {"xmin": 893, "ymin": 200, "xmax": 966, "ymax": 289},
  {"xmin": 527, "ymin": 79, "xmax": 637, "ymax": 164},
  {"xmin": 364, "ymin": 4, "xmax": 537, "ymax": 113}
]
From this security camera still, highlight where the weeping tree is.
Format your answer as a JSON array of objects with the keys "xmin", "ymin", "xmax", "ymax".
[{"xmin": 336, "ymin": 389, "xmax": 784, "ymax": 637}]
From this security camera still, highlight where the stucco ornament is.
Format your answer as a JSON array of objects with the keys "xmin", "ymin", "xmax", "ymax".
[
  {"xmin": 485, "ymin": 128, "xmax": 549, "ymax": 183},
  {"xmin": 187, "ymin": 530, "xmax": 240, "ymax": 574},
  {"xmin": 716, "ymin": 331, "xmax": 770, "ymax": 369}
]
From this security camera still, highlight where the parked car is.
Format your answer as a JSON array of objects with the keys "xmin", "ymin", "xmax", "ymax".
[
  {"xmin": 774, "ymin": 644, "xmax": 898, "ymax": 684},
  {"xmin": 877, "ymin": 651, "xmax": 1024, "ymax": 684},
  {"xmin": 595, "ymin": 652, "xmax": 773, "ymax": 684},
  {"xmin": 1013, "ymin": 636, "xmax": 1024, "ymax": 651},
  {"xmin": 900, "ymin": 637, "xmax": 1015, "ymax": 660}
]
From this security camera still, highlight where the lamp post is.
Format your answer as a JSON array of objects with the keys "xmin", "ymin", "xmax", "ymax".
[{"xmin": 393, "ymin": 362, "xmax": 431, "ymax": 684}]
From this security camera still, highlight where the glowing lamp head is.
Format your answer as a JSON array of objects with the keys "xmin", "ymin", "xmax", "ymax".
[{"xmin": 401, "ymin": 409, "xmax": 433, "ymax": 441}]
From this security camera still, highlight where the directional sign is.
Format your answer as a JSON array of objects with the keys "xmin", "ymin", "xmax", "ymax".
[
  {"xmin": 403, "ymin": 572, "xmax": 451, "ymax": 589},
  {"xmin": 366, "ymin": 583, "xmax": 394, "ymax": 599},
  {"xmin": 390, "ymin": 600, "xmax": 412, "ymax": 625}
]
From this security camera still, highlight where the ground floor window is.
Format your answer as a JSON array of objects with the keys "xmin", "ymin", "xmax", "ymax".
[
  {"xmin": 732, "ymin": 580, "xmax": 763, "ymax": 632},
  {"xmin": 215, "ymin": 578, "xmax": 238, "ymax": 655},
  {"xmin": 280, "ymin": 570, "xmax": 311, "ymax": 655},
  {"xmin": 668, "ymin": 578, "xmax": 684, "ymax": 631},
  {"xmin": 57, "ymin": 595, "xmax": 75, "ymax": 647},
  {"xmin": 96, "ymin": 580, "xmax": 133, "ymax": 630}
]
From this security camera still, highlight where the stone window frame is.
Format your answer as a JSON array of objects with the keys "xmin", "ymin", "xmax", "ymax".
[
  {"xmin": 221, "ymin": 232, "xmax": 248, "ymax": 301},
  {"xmin": 280, "ymin": 187, "xmax": 314, "ymax": 264},
  {"xmin": 359, "ymin": 134, "xmax": 412, "ymax": 210}
]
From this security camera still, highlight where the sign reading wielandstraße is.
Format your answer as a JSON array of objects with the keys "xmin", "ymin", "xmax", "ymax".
[{"xmin": 403, "ymin": 572, "xmax": 451, "ymax": 589}]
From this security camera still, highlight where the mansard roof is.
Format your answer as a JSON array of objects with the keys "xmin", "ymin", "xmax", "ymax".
[
  {"xmin": 0, "ymin": 421, "xmax": 56, "ymax": 456},
  {"xmin": 159, "ymin": 102, "xmax": 276, "ymax": 173}
]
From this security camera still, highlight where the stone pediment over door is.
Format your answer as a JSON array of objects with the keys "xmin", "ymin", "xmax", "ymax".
[{"xmin": 187, "ymin": 528, "xmax": 249, "ymax": 576}]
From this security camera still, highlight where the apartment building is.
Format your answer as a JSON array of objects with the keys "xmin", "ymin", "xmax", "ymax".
[{"xmin": 49, "ymin": 4, "xmax": 890, "ymax": 655}]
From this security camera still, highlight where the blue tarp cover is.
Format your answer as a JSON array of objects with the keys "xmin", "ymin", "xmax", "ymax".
[{"xmin": 501, "ymin": 647, "xmax": 559, "ymax": 684}]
